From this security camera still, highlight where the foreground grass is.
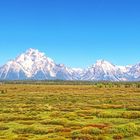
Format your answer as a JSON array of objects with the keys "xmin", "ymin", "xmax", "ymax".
[{"xmin": 0, "ymin": 83, "xmax": 140, "ymax": 140}]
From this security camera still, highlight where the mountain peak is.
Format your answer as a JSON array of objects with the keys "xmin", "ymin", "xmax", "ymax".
[
  {"xmin": 27, "ymin": 48, "xmax": 39, "ymax": 52},
  {"xmin": 14, "ymin": 48, "xmax": 47, "ymax": 64},
  {"xmin": 96, "ymin": 60, "xmax": 111, "ymax": 65},
  {"xmin": 25, "ymin": 48, "xmax": 45, "ymax": 57}
]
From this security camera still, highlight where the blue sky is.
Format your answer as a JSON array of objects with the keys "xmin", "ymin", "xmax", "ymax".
[{"xmin": 0, "ymin": 0, "xmax": 140, "ymax": 68}]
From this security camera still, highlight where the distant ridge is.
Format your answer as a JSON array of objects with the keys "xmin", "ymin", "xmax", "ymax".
[{"xmin": 0, "ymin": 48, "xmax": 140, "ymax": 81}]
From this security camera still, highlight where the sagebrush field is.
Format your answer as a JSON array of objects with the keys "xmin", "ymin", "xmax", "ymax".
[{"xmin": 0, "ymin": 82, "xmax": 140, "ymax": 140}]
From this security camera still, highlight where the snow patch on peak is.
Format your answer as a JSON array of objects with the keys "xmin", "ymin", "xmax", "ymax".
[
  {"xmin": 94, "ymin": 60, "xmax": 116, "ymax": 72},
  {"xmin": 26, "ymin": 48, "xmax": 42, "ymax": 54},
  {"xmin": 96, "ymin": 59, "xmax": 109, "ymax": 64},
  {"xmin": 24, "ymin": 48, "xmax": 45, "ymax": 58},
  {"xmin": 95, "ymin": 60, "xmax": 114, "ymax": 66}
]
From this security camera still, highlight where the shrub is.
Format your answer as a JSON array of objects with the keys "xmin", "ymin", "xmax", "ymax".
[
  {"xmin": 0, "ymin": 125, "xmax": 9, "ymax": 130},
  {"xmin": 81, "ymin": 127, "xmax": 102, "ymax": 135},
  {"xmin": 98, "ymin": 136, "xmax": 110, "ymax": 140},
  {"xmin": 97, "ymin": 111, "xmax": 121, "ymax": 118},
  {"xmin": 18, "ymin": 121, "xmax": 35, "ymax": 125},
  {"xmin": 136, "ymin": 84, "xmax": 140, "ymax": 88},
  {"xmin": 41, "ymin": 119, "xmax": 68, "ymax": 126},
  {"xmin": 97, "ymin": 135, "xmax": 112, "ymax": 140},
  {"xmin": 97, "ymin": 84, "xmax": 103, "ymax": 88},
  {"xmin": 71, "ymin": 132, "xmax": 94, "ymax": 140},
  {"xmin": 13, "ymin": 127, "xmax": 48, "ymax": 135},
  {"xmin": 71, "ymin": 130, "xmax": 81, "ymax": 138},
  {"xmin": 127, "ymin": 106, "xmax": 140, "ymax": 111},
  {"xmin": 121, "ymin": 111, "xmax": 140, "ymax": 119},
  {"xmin": 113, "ymin": 134, "xmax": 123, "ymax": 140},
  {"xmin": 64, "ymin": 112, "xmax": 77, "ymax": 120},
  {"xmin": 112, "ymin": 123, "xmax": 138, "ymax": 137},
  {"xmin": 0, "ymin": 90, "xmax": 7, "ymax": 94},
  {"xmin": 53, "ymin": 126, "xmax": 64, "ymax": 132},
  {"xmin": 13, "ymin": 137, "xmax": 28, "ymax": 140}
]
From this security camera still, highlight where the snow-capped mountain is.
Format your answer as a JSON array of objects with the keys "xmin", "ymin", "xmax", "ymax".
[
  {"xmin": 82, "ymin": 60, "xmax": 120, "ymax": 81},
  {"xmin": 127, "ymin": 63, "xmax": 140, "ymax": 81},
  {"xmin": 81, "ymin": 60, "xmax": 132, "ymax": 81},
  {"xmin": 0, "ymin": 48, "xmax": 75, "ymax": 80},
  {"xmin": 0, "ymin": 48, "xmax": 139, "ymax": 81}
]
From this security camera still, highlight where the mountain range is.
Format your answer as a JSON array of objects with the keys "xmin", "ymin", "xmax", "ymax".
[{"xmin": 0, "ymin": 48, "xmax": 140, "ymax": 81}]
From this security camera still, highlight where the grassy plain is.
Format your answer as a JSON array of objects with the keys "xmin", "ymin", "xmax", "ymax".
[{"xmin": 0, "ymin": 82, "xmax": 140, "ymax": 140}]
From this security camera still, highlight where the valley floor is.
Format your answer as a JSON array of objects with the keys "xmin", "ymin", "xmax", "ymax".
[{"xmin": 0, "ymin": 83, "xmax": 140, "ymax": 140}]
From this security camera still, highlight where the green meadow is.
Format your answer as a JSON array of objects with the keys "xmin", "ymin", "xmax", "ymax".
[{"xmin": 0, "ymin": 82, "xmax": 140, "ymax": 140}]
